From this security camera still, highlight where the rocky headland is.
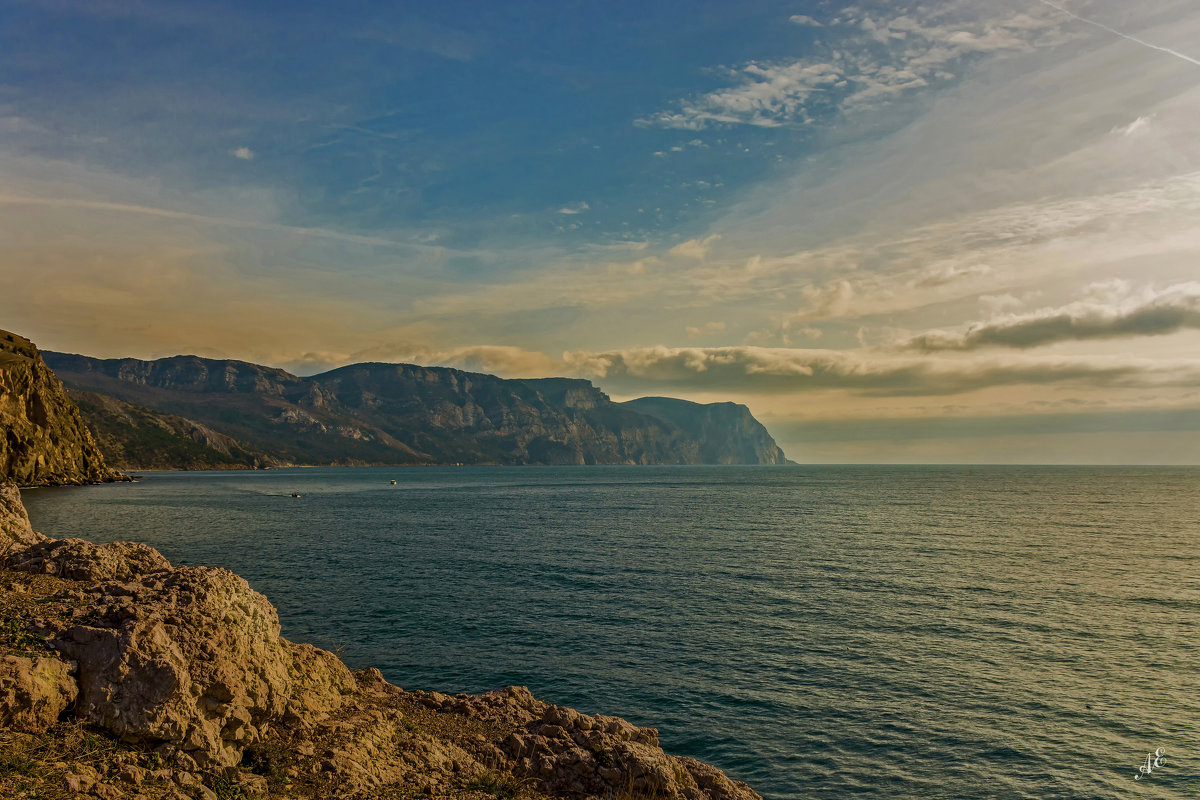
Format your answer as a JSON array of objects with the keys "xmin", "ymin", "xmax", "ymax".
[
  {"xmin": 0, "ymin": 333, "xmax": 125, "ymax": 486},
  {"xmin": 0, "ymin": 333, "xmax": 763, "ymax": 799},
  {"xmin": 43, "ymin": 350, "xmax": 788, "ymax": 469},
  {"xmin": 0, "ymin": 482, "xmax": 762, "ymax": 800}
]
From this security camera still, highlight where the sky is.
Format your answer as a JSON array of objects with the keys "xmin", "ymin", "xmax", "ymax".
[{"xmin": 2, "ymin": 0, "xmax": 1200, "ymax": 463}]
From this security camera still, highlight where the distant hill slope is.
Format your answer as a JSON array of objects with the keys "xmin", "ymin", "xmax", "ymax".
[
  {"xmin": 43, "ymin": 351, "xmax": 789, "ymax": 468},
  {"xmin": 0, "ymin": 330, "xmax": 124, "ymax": 485},
  {"xmin": 66, "ymin": 389, "xmax": 276, "ymax": 471}
]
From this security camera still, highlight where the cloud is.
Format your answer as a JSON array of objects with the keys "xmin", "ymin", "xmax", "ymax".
[
  {"xmin": 640, "ymin": 6, "xmax": 1063, "ymax": 129},
  {"xmin": 685, "ymin": 321, "xmax": 726, "ymax": 338},
  {"xmin": 1114, "ymin": 115, "xmax": 1153, "ymax": 136},
  {"xmin": 979, "ymin": 294, "xmax": 1024, "ymax": 314},
  {"xmin": 1033, "ymin": 0, "xmax": 1200, "ymax": 68},
  {"xmin": 901, "ymin": 282, "xmax": 1200, "ymax": 351},
  {"xmin": 556, "ymin": 201, "xmax": 590, "ymax": 215},
  {"xmin": 355, "ymin": 19, "xmax": 482, "ymax": 62},
  {"xmin": 433, "ymin": 345, "xmax": 560, "ymax": 377},
  {"xmin": 641, "ymin": 61, "xmax": 841, "ymax": 129},
  {"xmin": 788, "ymin": 15, "xmax": 822, "ymax": 27},
  {"xmin": 232, "ymin": 147, "xmax": 254, "ymax": 160},
  {"xmin": 560, "ymin": 345, "xmax": 1198, "ymax": 397},
  {"xmin": 751, "ymin": 170, "xmax": 1200, "ymax": 324},
  {"xmin": 0, "ymin": 190, "xmax": 471, "ymax": 252},
  {"xmin": 281, "ymin": 342, "xmax": 560, "ymax": 379},
  {"xmin": 668, "ymin": 234, "xmax": 720, "ymax": 260}
]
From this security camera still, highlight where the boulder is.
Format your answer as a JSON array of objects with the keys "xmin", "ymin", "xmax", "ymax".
[
  {"xmin": 0, "ymin": 482, "xmax": 43, "ymax": 551},
  {"xmin": 0, "ymin": 654, "xmax": 78, "ymax": 733},
  {"xmin": 7, "ymin": 538, "xmax": 170, "ymax": 582},
  {"xmin": 49, "ymin": 564, "xmax": 355, "ymax": 769},
  {"xmin": 418, "ymin": 686, "xmax": 762, "ymax": 800}
]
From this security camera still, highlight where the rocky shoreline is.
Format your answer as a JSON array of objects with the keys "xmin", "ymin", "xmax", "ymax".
[{"xmin": 0, "ymin": 483, "xmax": 762, "ymax": 800}]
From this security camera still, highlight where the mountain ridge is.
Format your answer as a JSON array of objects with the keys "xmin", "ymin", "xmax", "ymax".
[{"xmin": 43, "ymin": 350, "xmax": 789, "ymax": 468}]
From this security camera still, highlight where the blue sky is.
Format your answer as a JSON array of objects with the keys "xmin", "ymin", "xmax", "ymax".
[{"xmin": 3, "ymin": 0, "xmax": 1200, "ymax": 462}]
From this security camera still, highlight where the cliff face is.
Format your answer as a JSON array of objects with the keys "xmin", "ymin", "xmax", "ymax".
[
  {"xmin": 44, "ymin": 352, "xmax": 789, "ymax": 467},
  {"xmin": 0, "ymin": 331, "xmax": 123, "ymax": 485},
  {"xmin": 0, "ymin": 485, "xmax": 763, "ymax": 800},
  {"xmin": 621, "ymin": 397, "xmax": 790, "ymax": 465}
]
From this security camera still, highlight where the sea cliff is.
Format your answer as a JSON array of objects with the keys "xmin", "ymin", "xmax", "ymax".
[{"xmin": 0, "ymin": 332, "xmax": 124, "ymax": 486}]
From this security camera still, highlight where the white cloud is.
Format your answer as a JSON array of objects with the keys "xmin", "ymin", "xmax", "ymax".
[
  {"xmin": 979, "ymin": 294, "xmax": 1024, "ymax": 314},
  {"xmin": 685, "ymin": 321, "xmax": 727, "ymax": 338},
  {"xmin": 1114, "ymin": 115, "xmax": 1153, "ymax": 136},
  {"xmin": 232, "ymin": 147, "xmax": 254, "ymax": 160},
  {"xmin": 789, "ymin": 15, "xmax": 822, "ymax": 27},
  {"xmin": 556, "ymin": 201, "xmax": 590, "ymax": 215},
  {"xmin": 640, "ymin": 6, "xmax": 1064, "ymax": 129},
  {"xmin": 668, "ymin": 234, "xmax": 720, "ymax": 260},
  {"xmin": 641, "ymin": 61, "xmax": 841, "ymax": 129}
]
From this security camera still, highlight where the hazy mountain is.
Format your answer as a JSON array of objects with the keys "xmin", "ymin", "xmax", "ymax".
[{"xmin": 43, "ymin": 351, "xmax": 789, "ymax": 468}]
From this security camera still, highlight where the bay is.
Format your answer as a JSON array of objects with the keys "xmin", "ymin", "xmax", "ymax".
[{"xmin": 21, "ymin": 465, "xmax": 1200, "ymax": 799}]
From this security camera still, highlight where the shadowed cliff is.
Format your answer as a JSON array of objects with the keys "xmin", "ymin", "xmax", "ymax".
[
  {"xmin": 43, "ymin": 351, "xmax": 789, "ymax": 468},
  {"xmin": 621, "ymin": 397, "xmax": 789, "ymax": 465}
]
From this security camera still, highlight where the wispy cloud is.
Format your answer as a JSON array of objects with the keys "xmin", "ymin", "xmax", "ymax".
[
  {"xmin": 354, "ymin": 18, "xmax": 483, "ymax": 62},
  {"xmin": 232, "ymin": 146, "xmax": 255, "ymax": 160},
  {"xmin": 640, "ymin": 6, "xmax": 1063, "ymax": 129},
  {"xmin": 1034, "ymin": 0, "xmax": 1200, "ymax": 67},
  {"xmin": 0, "ymin": 192, "xmax": 465, "ymax": 253},
  {"xmin": 789, "ymin": 15, "xmax": 822, "ymax": 28},
  {"xmin": 668, "ymin": 234, "xmax": 720, "ymax": 260}
]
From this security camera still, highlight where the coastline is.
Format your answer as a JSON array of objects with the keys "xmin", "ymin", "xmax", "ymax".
[{"xmin": 0, "ymin": 482, "xmax": 762, "ymax": 800}]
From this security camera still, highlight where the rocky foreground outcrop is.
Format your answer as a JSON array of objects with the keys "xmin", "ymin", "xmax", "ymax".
[
  {"xmin": 0, "ymin": 483, "xmax": 761, "ymax": 800},
  {"xmin": 0, "ymin": 330, "xmax": 125, "ymax": 485}
]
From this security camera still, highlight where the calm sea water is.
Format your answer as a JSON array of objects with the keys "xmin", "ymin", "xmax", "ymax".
[{"xmin": 20, "ymin": 466, "xmax": 1200, "ymax": 800}]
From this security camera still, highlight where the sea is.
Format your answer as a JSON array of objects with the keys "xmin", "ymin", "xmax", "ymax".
[{"xmin": 19, "ymin": 465, "xmax": 1200, "ymax": 800}]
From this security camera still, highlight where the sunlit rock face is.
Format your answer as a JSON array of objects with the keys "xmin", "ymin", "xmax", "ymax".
[{"xmin": 0, "ymin": 330, "xmax": 123, "ymax": 486}]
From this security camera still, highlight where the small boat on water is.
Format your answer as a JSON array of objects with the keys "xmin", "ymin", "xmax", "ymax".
[
  {"xmin": 390, "ymin": 480, "xmax": 397, "ymax": 485},
  {"xmin": 290, "ymin": 492, "xmax": 301, "ymax": 498}
]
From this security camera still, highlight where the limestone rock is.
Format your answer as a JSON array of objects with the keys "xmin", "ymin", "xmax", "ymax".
[
  {"xmin": 419, "ymin": 686, "xmax": 762, "ymax": 800},
  {"xmin": 0, "ymin": 482, "xmax": 43, "ymax": 550},
  {"xmin": 8, "ymin": 538, "xmax": 171, "ymax": 582},
  {"xmin": 0, "ymin": 654, "xmax": 79, "ymax": 733},
  {"xmin": 0, "ymin": 486, "xmax": 763, "ymax": 800},
  {"xmin": 0, "ymin": 330, "xmax": 124, "ymax": 485},
  {"xmin": 49, "ymin": 564, "xmax": 355, "ymax": 768}
]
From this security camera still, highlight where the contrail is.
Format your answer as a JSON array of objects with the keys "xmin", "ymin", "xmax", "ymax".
[{"xmin": 1036, "ymin": 0, "xmax": 1200, "ymax": 67}]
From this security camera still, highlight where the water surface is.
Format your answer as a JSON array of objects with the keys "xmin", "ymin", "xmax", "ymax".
[{"xmin": 22, "ymin": 466, "xmax": 1200, "ymax": 799}]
